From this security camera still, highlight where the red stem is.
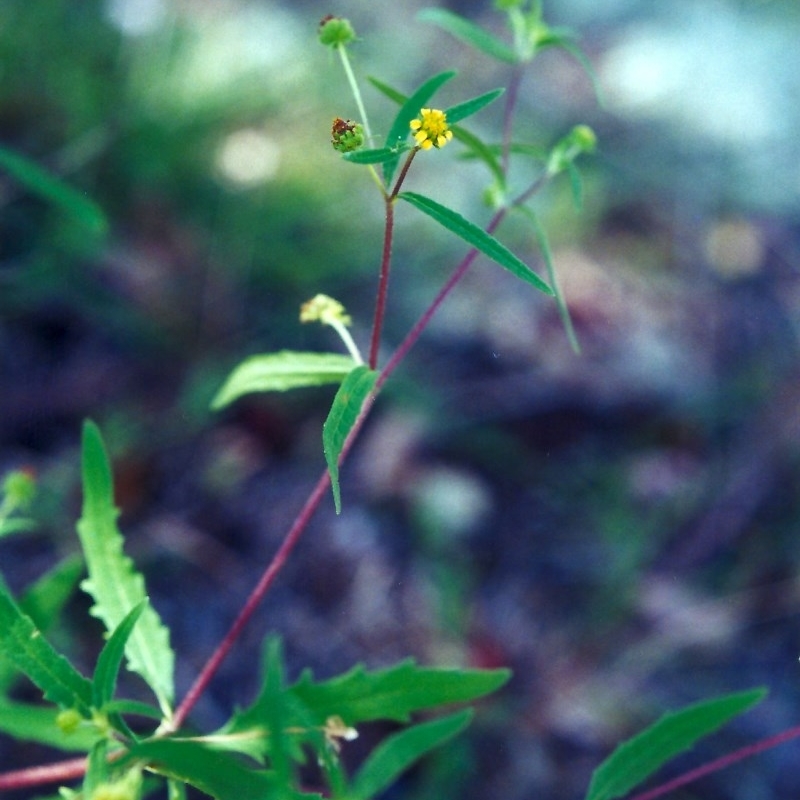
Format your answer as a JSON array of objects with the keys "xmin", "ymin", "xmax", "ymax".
[
  {"xmin": 628, "ymin": 723, "xmax": 800, "ymax": 800},
  {"xmin": 0, "ymin": 756, "xmax": 88, "ymax": 792},
  {"xmin": 368, "ymin": 149, "xmax": 417, "ymax": 369},
  {"xmin": 368, "ymin": 196, "xmax": 394, "ymax": 369}
]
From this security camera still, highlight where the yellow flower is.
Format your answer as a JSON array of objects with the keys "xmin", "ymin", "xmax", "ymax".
[{"xmin": 409, "ymin": 108, "xmax": 453, "ymax": 150}]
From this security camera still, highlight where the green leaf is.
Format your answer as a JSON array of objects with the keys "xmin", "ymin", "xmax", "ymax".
[
  {"xmin": 343, "ymin": 146, "xmax": 410, "ymax": 165},
  {"xmin": 0, "ymin": 144, "xmax": 108, "ymax": 235},
  {"xmin": 444, "ymin": 89, "xmax": 504, "ymax": 124},
  {"xmin": 0, "ymin": 556, "xmax": 83, "ymax": 693},
  {"xmin": 211, "ymin": 352, "xmax": 358, "ymax": 410},
  {"xmin": 322, "ymin": 366, "xmax": 377, "ymax": 514},
  {"xmin": 290, "ymin": 659, "xmax": 511, "ymax": 726},
  {"xmin": 83, "ymin": 740, "xmax": 110, "ymax": 799},
  {"xmin": 417, "ymin": 8, "xmax": 518, "ymax": 64},
  {"xmin": 450, "ymin": 125, "xmax": 505, "ymax": 186},
  {"xmin": 0, "ymin": 697, "xmax": 99, "ymax": 751},
  {"xmin": 351, "ymin": 710, "xmax": 472, "ymax": 800},
  {"xmin": 0, "ymin": 580, "xmax": 92, "ymax": 713},
  {"xmin": 383, "ymin": 70, "xmax": 456, "ymax": 183},
  {"xmin": 398, "ymin": 192, "xmax": 553, "ymax": 296},
  {"xmin": 366, "ymin": 78, "xmax": 505, "ymax": 185},
  {"xmin": 518, "ymin": 206, "xmax": 580, "ymax": 353},
  {"xmin": 77, "ymin": 421, "xmax": 174, "ymax": 716},
  {"xmin": 124, "ymin": 739, "xmax": 321, "ymax": 800},
  {"xmin": 92, "ymin": 600, "xmax": 147, "ymax": 709},
  {"xmin": 537, "ymin": 33, "xmax": 605, "ymax": 106},
  {"xmin": 585, "ymin": 688, "xmax": 767, "ymax": 800},
  {"xmin": 367, "ymin": 76, "xmax": 406, "ymax": 105}
]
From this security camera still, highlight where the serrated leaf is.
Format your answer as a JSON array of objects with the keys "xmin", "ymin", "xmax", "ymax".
[
  {"xmin": 0, "ymin": 556, "xmax": 83, "ymax": 693},
  {"xmin": 352, "ymin": 710, "xmax": 472, "ymax": 800},
  {"xmin": 398, "ymin": 192, "xmax": 553, "ymax": 296},
  {"xmin": 212, "ymin": 352, "xmax": 358, "ymax": 409},
  {"xmin": 290, "ymin": 659, "xmax": 511, "ymax": 726},
  {"xmin": 124, "ymin": 739, "xmax": 321, "ymax": 800},
  {"xmin": 444, "ymin": 89, "xmax": 504, "ymax": 124},
  {"xmin": 92, "ymin": 600, "xmax": 147, "ymax": 709},
  {"xmin": 0, "ymin": 144, "xmax": 108, "ymax": 235},
  {"xmin": 586, "ymin": 688, "xmax": 767, "ymax": 800},
  {"xmin": 322, "ymin": 366, "xmax": 377, "ymax": 514},
  {"xmin": 417, "ymin": 8, "xmax": 518, "ymax": 64},
  {"xmin": 383, "ymin": 71, "xmax": 456, "ymax": 183},
  {"xmin": 343, "ymin": 146, "xmax": 409, "ymax": 165},
  {"xmin": 518, "ymin": 206, "xmax": 580, "ymax": 354},
  {"xmin": 77, "ymin": 421, "xmax": 174, "ymax": 716},
  {"xmin": 0, "ymin": 580, "xmax": 92, "ymax": 713},
  {"xmin": 0, "ymin": 698, "xmax": 99, "ymax": 751}
]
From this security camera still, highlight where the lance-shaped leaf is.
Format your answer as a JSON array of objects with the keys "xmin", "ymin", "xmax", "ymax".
[
  {"xmin": 124, "ymin": 739, "xmax": 321, "ymax": 800},
  {"xmin": 585, "ymin": 687, "xmax": 767, "ymax": 800},
  {"xmin": 289, "ymin": 659, "xmax": 511, "ymax": 726},
  {"xmin": 398, "ymin": 192, "xmax": 553, "ymax": 296},
  {"xmin": 77, "ymin": 421, "xmax": 174, "ymax": 716},
  {"xmin": 383, "ymin": 70, "xmax": 456, "ymax": 183},
  {"xmin": 343, "ymin": 146, "xmax": 410, "ymax": 165},
  {"xmin": 92, "ymin": 600, "xmax": 147, "ymax": 709},
  {"xmin": 0, "ymin": 697, "xmax": 99, "ymax": 751},
  {"xmin": 368, "ymin": 77, "xmax": 505, "ymax": 186},
  {"xmin": 351, "ymin": 710, "xmax": 472, "ymax": 800},
  {"xmin": 0, "ymin": 556, "xmax": 83, "ymax": 694},
  {"xmin": 417, "ymin": 8, "xmax": 518, "ymax": 64},
  {"xmin": 212, "ymin": 352, "xmax": 358, "ymax": 409},
  {"xmin": 323, "ymin": 366, "xmax": 377, "ymax": 514},
  {"xmin": 444, "ymin": 88, "xmax": 504, "ymax": 124},
  {"xmin": 0, "ymin": 580, "xmax": 92, "ymax": 713},
  {"xmin": 0, "ymin": 144, "xmax": 108, "ymax": 235},
  {"xmin": 518, "ymin": 206, "xmax": 580, "ymax": 353}
]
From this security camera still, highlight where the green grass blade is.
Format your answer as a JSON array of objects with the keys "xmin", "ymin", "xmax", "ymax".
[
  {"xmin": 92, "ymin": 600, "xmax": 147, "ymax": 709},
  {"xmin": 351, "ymin": 710, "xmax": 472, "ymax": 800},
  {"xmin": 586, "ymin": 688, "xmax": 767, "ymax": 800},
  {"xmin": 445, "ymin": 89, "xmax": 504, "ymax": 124},
  {"xmin": 383, "ymin": 70, "xmax": 456, "ymax": 183},
  {"xmin": 519, "ymin": 206, "xmax": 580, "ymax": 353},
  {"xmin": 0, "ymin": 580, "xmax": 92, "ymax": 713},
  {"xmin": 398, "ymin": 192, "xmax": 553, "ymax": 296},
  {"xmin": 417, "ymin": 8, "xmax": 518, "ymax": 64},
  {"xmin": 211, "ymin": 352, "xmax": 358, "ymax": 410},
  {"xmin": 322, "ymin": 366, "xmax": 377, "ymax": 514},
  {"xmin": 77, "ymin": 421, "xmax": 175, "ymax": 716},
  {"xmin": 290, "ymin": 659, "xmax": 511, "ymax": 725},
  {"xmin": 0, "ymin": 144, "xmax": 108, "ymax": 235}
]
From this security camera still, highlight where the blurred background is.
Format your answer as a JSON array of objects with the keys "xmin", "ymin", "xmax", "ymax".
[{"xmin": 2, "ymin": 0, "xmax": 800, "ymax": 798}]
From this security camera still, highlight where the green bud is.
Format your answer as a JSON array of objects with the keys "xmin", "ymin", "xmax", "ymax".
[
  {"xmin": 571, "ymin": 124, "xmax": 597, "ymax": 152},
  {"xmin": 56, "ymin": 708, "xmax": 83, "ymax": 735},
  {"xmin": 331, "ymin": 118, "xmax": 365, "ymax": 153},
  {"xmin": 2, "ymin": 468, "xmax": 36, "ymax": 513},
  {"xmin": 318, "ymin": 16, "xmax": 356, "ymax": 47}
]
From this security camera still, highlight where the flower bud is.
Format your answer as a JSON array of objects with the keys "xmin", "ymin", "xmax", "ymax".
[
  {"xmin": 331, "ymin": 118, "xmax": 365, "ymax": 153},
  {"xmin": 318, "ymin": 16, "xmax": 356, "ymax": 47}
]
